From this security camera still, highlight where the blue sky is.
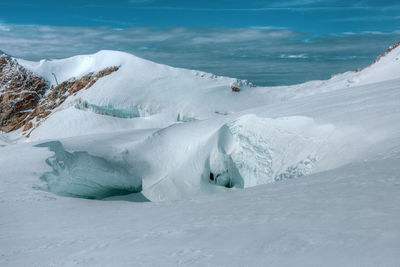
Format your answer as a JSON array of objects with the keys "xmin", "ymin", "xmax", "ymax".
[
  {"xmin": 1, "ymin": 0, "xmax": 400, "ymax": 33},
  {"xmin": 1, "ymin": 0, "xmax": 399, "ymax": 85}
]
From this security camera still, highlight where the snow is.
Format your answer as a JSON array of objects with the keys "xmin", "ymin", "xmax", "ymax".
[
  {"xmin": 1, "ymin": 46, "xmax": 400, "ymax": 266},
  {"xmin": 17, "ymin": 51, "xmax": 131, "ymax": 86}
]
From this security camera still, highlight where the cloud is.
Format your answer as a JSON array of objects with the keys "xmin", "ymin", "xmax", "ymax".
[
  {"xmin": 329, "ymin": 15, "xmax": 400, "ymax": 22},
  {"xmin": 62, "ymin": 0, "xmax": 400, "ymax": 12},
  {"xmin": 0, "ymin": 22, "xmax": 10, "ymax": 31},
  {"xmin": 117, "ymin": 0, "xmax": 400, "ymax": 12},
  {"xmin": 280, "ymin": 54, "xmax": 309, "ymax": 59},
  {"xmin": 0, "ymin": 24, "xmax": 399, "ymax": 86}
]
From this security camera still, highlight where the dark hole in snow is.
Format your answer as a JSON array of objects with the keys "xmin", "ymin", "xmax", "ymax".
[
  {"xmin": 209, "ymin": 172, "xmax": 214, "ymax": 181},
  {"xmin": 34, "ymin": 141, "xmax": 143, "ymax": 200},
  {"xmin": 208, "ymin": 171, "xmax": 234, "ymax": 188}
]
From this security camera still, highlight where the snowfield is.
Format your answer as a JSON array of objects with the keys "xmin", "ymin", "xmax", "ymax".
[{"xmin": 1, "ymin": 46, "xmax": 400, "ymax": 266}]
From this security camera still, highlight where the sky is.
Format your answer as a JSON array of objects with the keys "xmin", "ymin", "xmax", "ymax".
[{"xmin": 0, "ymin": 0, "xmax": 399, "ymax": 85}]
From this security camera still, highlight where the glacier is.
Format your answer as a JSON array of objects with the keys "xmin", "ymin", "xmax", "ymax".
[{"xmin": 0, "ymin": 45, "xmax": 400, "ymax": 266}]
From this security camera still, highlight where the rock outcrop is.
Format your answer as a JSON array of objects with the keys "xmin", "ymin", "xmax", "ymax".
[
  {"xmin": 22, "ymin": 66, "xmax": 119, "ymax": 136},
  {"xmin": 0, "ymin": 52, "xmax": 119, "ymax": 134},
  {"xmin": 0, "ymin": 54, "xmax": 47, "ymax": 132},
  {"xmin": 374, "ymin": 41, "xmax": 400, "ymax": 64},
  {"xmin": 231, "ymin": 86, "xmax": 240, "ymax": 92}
]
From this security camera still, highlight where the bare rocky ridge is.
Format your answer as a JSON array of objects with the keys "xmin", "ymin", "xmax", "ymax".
[
  {"xmin": 352, "ymin": 41, "xmax": 400, "ymax": 73},
  {"xmin": 0, "ymin": 54, "xmax": 47, "ymax": 132},
  {"xmin": 0, "ymin": 52, "xmax": 119, "ymax": 134},
  {"xmin": 22, "ymin": 66, "xmax": 119, "ymax": 136},
  {"xmin": 374, "ymin": 41, "xmax": 400, "ymax": 64}
]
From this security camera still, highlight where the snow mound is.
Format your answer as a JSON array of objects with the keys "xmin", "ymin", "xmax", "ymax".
[
  {"xmin": 35, "ymin": 141, "xmax": 141, "ymax": 199},
  {"xmin": 208, "ymin": 115, "xmax": 336, "ymax": 188},
  {"xmin": 17, "ymin": 50, "xmax": 130, "ymax": 86}
]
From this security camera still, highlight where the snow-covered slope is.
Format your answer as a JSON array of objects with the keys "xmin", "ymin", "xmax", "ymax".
[
  {"xmin": 10, "ymin": 47, "xmax": 398, "ymax": 200},
  {"xmin": 14, "ymin": 45, "xmax": 399, "ymax": 141},
  {"xmin": 17, "ymin": 50, "xmax": 253, "ymax": 139},
  {"xmin": 1, "ymin": 45, "xmax": 400, "ymax": 266}
]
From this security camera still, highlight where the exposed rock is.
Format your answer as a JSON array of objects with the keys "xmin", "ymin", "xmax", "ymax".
[
  {"xmin": 0, "ymin": 54, "xmax": 47, "ymax": 132},
  {"xmin": 0, "ymin": 52, "xmax": 119, "ymax": 134},
  {"xmin": 231, "ymin": 86, "xmax": 240, "ymax": 92},
  {"xmin": 23, "ymin": 66, "xmax": 119, "ymax": 136},
  {"xmin": 374, "ymin": 41, "xmax": 400, "ymax": 64},
  {"xmin": 348, "ymin": 41, "xmax": 400, "ymax": 74}
]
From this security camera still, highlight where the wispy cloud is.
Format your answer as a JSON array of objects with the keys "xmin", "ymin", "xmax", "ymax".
[
  {"xmin": 0, "ymin": 24, "xmax": 10, "ymax": 31},
  {"xmin": 70, "ymin": 0, "xmax": 400, "ymax": 12},
  {"xmin": 329, "ymin": 15, "xmax": 400, "ymax": 22},
  {"xmin": 116, "ymin": 0, "xmax": 400, "ymax": 12},
  {"xmin": 82, "ymin": 6, "xmax": 397, "ymax": 12}
]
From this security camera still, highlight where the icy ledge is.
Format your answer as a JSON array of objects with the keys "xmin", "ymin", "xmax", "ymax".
[{"xmin": 74, "ymin": 99, "xmax": 155, "ymax": 118}]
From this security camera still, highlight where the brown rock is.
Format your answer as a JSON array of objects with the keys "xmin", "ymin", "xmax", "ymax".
[
  {"xmin": 231, "ymin": 86, "xmax": 240, "ymax": 92},
  {"xmin": 23, "ymin": 121, "xmax": 33, "ymax": 132},
  {"xmin": 1, "ymin": 54, "xmax": 119, "ymax": 134}
]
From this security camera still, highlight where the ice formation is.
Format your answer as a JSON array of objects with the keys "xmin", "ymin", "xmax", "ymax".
[{"xmin": 36, "ymin": 141, "xmax": 141, "ymax": 199}]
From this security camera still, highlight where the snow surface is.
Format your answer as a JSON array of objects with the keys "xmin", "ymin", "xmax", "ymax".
[{"xmin": 1, "ymin": 47, "xmax": 400, "ymax": 266}]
